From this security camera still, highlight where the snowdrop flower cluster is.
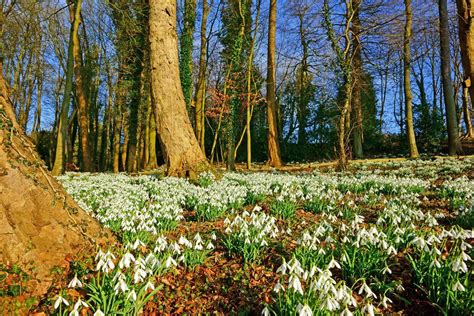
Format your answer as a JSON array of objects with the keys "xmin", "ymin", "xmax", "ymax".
[{"xmin": 269, "ymin": 258, "xmax": 361, "ymax": 315}]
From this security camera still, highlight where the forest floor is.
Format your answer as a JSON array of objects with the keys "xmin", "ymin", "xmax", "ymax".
[{"xmin": 1, "ymin": 157, "xmax": 473, "ymax": 315}]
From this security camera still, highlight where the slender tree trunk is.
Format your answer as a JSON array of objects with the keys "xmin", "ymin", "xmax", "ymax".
[
  {"xmin": 351, "ymin": 0, "xmax": 363, "ymax": 159},
  {"xmin": 180, "ymin": 0, "xmax": 196, "ymax": 112},
  {"xmin": 70, "ymin": 0, "xmax": 92, "ymax": 171},
  {"xmin": 456, "ymin": 0, "xmax": 474, "ymax": 110},
  {"xmin": 149, "ymin": 0, "xmax": 208, "ymax": 177},
  {"xmin": 439, "ymin": 0, "xmax": 463, "ymax": 155},
  {"xmin": 266, "ymin": 0, "xmax": 282, "ymax": 167},
  {"xmin": 194, "ymin": 0, "xmax": 209, "ymax": 151},
  {"xmin": 146, "ymin": 104, "xmax": 159, "ymax": 169},
  {"xmin": 403, "ymin": 0, "xmax": 419, "ymax": 158},
  {"xmin": 51, "ymin": 1, "xmax": 79, "ymax": 176}
]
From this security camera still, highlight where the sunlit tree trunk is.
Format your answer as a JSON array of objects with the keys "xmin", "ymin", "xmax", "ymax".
[
  {"xmin": 266, "ymin": 0, "xmax": 282, "ymax": 167},
  {"xmin": 462, "ymin": 84, "xmax": 474, "ymax": 137},
  {"xmin": 351, "ymin": 0, "xmax": 363, "ymax": 159},
  {"xmin": 149, "ymin": 0, "xmax": 208, "ymax": 177},
  {"xmin": 403, "ymin": 0, "xmax": 419, "ymax": 158},
  {"xmin": 70, "ymin": 0, "xmax": 93, "ymax": 171},
  {"xmin": 52, "ymin": 0, "xmax": 79, "ymax": 176}
]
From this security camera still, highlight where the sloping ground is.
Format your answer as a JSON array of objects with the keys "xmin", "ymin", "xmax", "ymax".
[{"xmin": 0, "ymin": 73, "xmax": 115, "ymax": 302}]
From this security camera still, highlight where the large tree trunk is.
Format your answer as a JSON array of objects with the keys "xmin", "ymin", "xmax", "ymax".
[
  {"xmin": 462, "ymin": 84, "xmax": 474, "ymax": 137},
  {"xmin": 0, "ymin": 63, "xmax": 113, "ymax": 296},
  {"xmin": 149, "ymin": 0, "xmax": 208, "ymax": 177},
  {"xmin": 266, "ymin": 0, "xmax": 282, "ymax": 167},
  {"xmin": 456, "ymin": 0, "xmax": 474, "ymax": 111},
  {"xmin": 403, "ymin": 0, "xmax": 419, "ymax": 158},
  {"xmin": 439, "ymin": 0, "xmax": 463, "ymax": 155}
]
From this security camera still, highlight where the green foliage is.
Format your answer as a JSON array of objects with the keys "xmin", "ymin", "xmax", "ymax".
[{"xmin": 269, "ymin": 199, "xmax": 296, "ymax": 219}]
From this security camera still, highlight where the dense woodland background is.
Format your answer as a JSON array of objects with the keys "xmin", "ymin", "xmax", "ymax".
[{"xmin": 2, "ymin": 0, "xmax": 474, "ymax": 174}]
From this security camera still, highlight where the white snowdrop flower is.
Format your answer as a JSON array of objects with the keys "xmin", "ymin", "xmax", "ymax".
[
  {"xmin": 381, "ymin": 295, "xmax": 393, "ymax": 308},
  {"xmin": 430, "ymin": 258, "xmax": 441, "ymax": 269},
  {"xmin": 224, "ymin": 217, "xmax": 231, "ymax": 225},
  {"xmin": 244, "ymin": 238, "xmax": 251, "ymax": 244},
  {"xmin": 206, "ymin": 241, "xmax": 215, "ymax": 250},
  {"xmin": 54, "ymin": 295, "xmax": 69, "ymax": 309},
  {"xmin": 145, "ymin": 281, "xmax": 155, "ymax": 291},
  {"xmin": 132, "ymin": 239, "xmax": 145, "ymax": 250},
  {"xmin": 452, "ymin": 281, "xmax": 466, "ymax": 292},
  {"xmin": 387, "ymin": 246, "xmax": 397, "ymax": 256},
  {"xmin": 134, "ymin": 267, "xmax": 147, "ymax": 284},
  {"xmin": 194, "ymin": 242, "xmax": 203, "ymax": 250},
  {"xmin": 165, "ymin": 256, "xmax": 177, "ymax": 268},
  {"xmin": 253, "ymin": 205, "xmax": 262, "ymax": 212},
  {"xmin": 194, "ymin": 233, "xmax": 203, "ymax": 244},
  {"xmin": 260, "ymin": 239, "xmax": 268, "ymax": 247},
  {"xmin": 288, "ymin": 275, "xmax": 304, "ymax": 295},
  {"xmin": 261, "ymin": 306, "xmax": 271, "ymax": 316},
  {"xmin": 211, "ymin": 232, "xmax": 217, "ymax": 240},
  {"xmin": 69, "ymin": 310, "xmax": 79, "ymax": 316},
  {"xmin": 225, "ymin": 227, "xmax": 232, "ymax": 234},
  {"xmin": 127, "ymin": 289, "xmax": 137, "ymax": 301},
  {"xmin": 382, "ymin": 266, "xmax": 392, "ymax": 275},
  {"xmin": 340, "ymin": 307, "xmax": 353, "ymax": 316},
  {"xmin": 328, "ymin": 258, "xmax": 341, "ymax": 270},
  {"xmin": 114, "ymin": 278, "xmax": 128, "ymax": 294},
  {"xmin": 273, "ymin": 282, "xmax": 284, "ymax": 293},
  {"xmin": 298, "ymin": 304, "xmax": 312, "ymax": 316},
  {"xmin": 94, "ymin": 309, "xmax": 105, "ymax": 316},
  {"xmin": 325, "ymin": 297, "xmax": 340, "ymax": 311},
  {"xmin": 178, "ymin": 236, "xmax": 189, "ymax": 245},
  {"xmin": 277, "ymin": 262, "xmax": 287, "ymax": 275},
  {"xmin": 358, "ymin": 281, "xmax": 377, "ymax": 299},
  {"xmin": 119, "ymin": 252, "xmax": 136, "ymax": 269},
  {"xmin": 68, "ymin": 275, "xmax": 83, "ymax": 288},
  {"xmin": 73, "ymin": 298, "xmax": 88, "ymax": 310},
  {"xmin": 361, "ymin": 303, "xmax": 375, "ymax": 316}
]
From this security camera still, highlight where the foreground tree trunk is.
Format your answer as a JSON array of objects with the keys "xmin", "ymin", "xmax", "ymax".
[
  {"xmin": 456, "ymin": 0, "xmax": 474, "ymax": 110},
  {"xmin": 0, "ymin": 62, "xmax": 113, "ymax": 296},
  {"xmin": 439, "ymin": 0, "xmax": 463, "ymax": 155},
  {"xmin": 149, "ymin": 0, "xmax": 208, "ymax": 177},
  {"xmin": 403, "ymin": 0, "xmax": 419, "ymax": 158},
  {"xmin": 266, "ymin": 0, "xmax": 282, "ymax": 167}
]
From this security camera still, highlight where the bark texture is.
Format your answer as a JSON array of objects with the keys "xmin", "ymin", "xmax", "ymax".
[
  {"xmin": 149, "ymin": 0, "xmax": 208, "ymax": 177},
  {"xmin": 0, "ymin": 65, "xmax": 113, "ymax": 297},
  {"xmin": 266, "ymin": 0, "xmax": 282, "ymax": 167}
]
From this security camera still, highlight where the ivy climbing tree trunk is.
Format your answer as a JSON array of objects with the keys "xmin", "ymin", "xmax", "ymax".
[
  {"xmin": 179, "ymin": 0, "xmax": 196, "ymax": 111},
  {"xmin": 266, "ymin": 0, "xmax": 282, "ymax": 167},
  {"xmin": 439, "ymin": 0, "xmax": 462, "ymax": 155},
  {"xmin": 194, "ymin": 0, "xmax": 209, "ymax": 151},
  {"xmin": 149, "ymin": 0, "xmax": 208, "ymax": 177},
  {"xmin": 403, "ymin": 0, "xmax": 419, "ymax": 158}
]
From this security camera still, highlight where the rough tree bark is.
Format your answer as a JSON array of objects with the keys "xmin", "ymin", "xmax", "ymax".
[
  {"xmin": 439, "ymin": 0, "xmax": 463, "ymax": 155},
  {"xmin": 266, "ymin": 0, "xmax": 282, "ymax": 167},
  {"xmin": 149, "ymin": 0, "xmax": 208, "ymax": 177},
  {"xmin": 0, "ymin": 59, "xmax": 113, "ymax": 296},
  {"xmin": 403, "ymin": 0, "xmax": 419, "ymax": 158}
]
